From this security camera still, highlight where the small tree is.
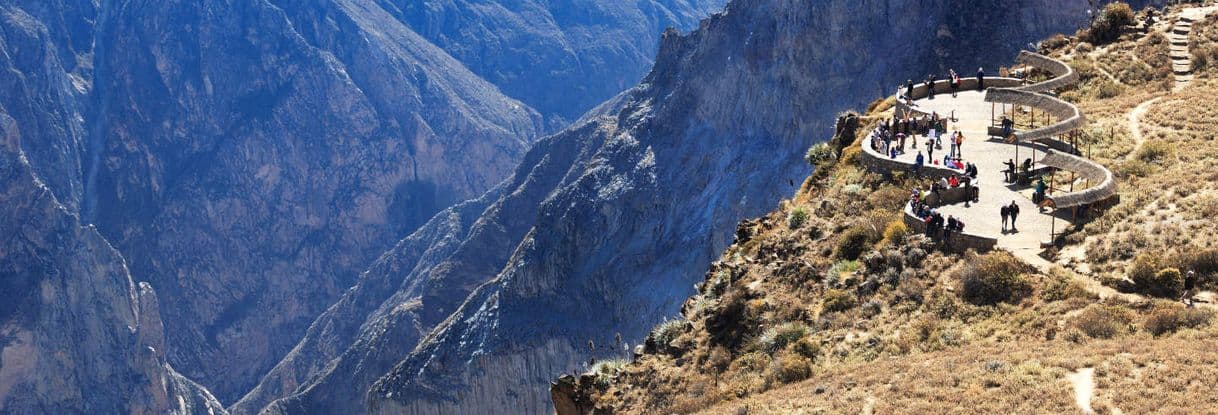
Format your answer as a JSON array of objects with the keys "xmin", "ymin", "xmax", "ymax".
[{"xmin": 787, "ymin": 207, "xmax": 810, "ymax": 229}]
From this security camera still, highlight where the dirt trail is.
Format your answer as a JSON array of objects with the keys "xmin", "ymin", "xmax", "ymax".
[
  {"xmin": 1067, "ymin": 368, "xmax": 1096, "ymax": 414},
  {"xmin": 1125, "ymin": 97, "xmax": 1161, "ymax": 160}
]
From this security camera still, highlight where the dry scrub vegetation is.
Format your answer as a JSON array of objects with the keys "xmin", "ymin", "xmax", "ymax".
[
  {"xmin": 558, "ymin": 5, "xmax": 1218, "ymax": 414},
  {"xmin": 1046, "ymin": 6, "xmax": 1218, "ymax": 299}
]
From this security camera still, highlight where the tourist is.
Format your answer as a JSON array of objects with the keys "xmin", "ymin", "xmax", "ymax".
[
  {"xmin": 948, "ymin": 175, "xmax": 960, "ymax": 188},
  {"xmin": 1022, "ymin": 158, "xmax": 1033, "ymax": 173},
  {"xmin": 949, "ymin": 69, "xmax": 960, "ymax": 97},
  {"xmin": 926, "ymin": 74, "xmax": 937, "ymax": 99},
  {"xmin": 1000, "ymin": 204, "xmax": 1010, "ymax": 232},
  {"xmin": 914, "ymin": 151, "xmax": 924, "ymax": 175},
  {"xmin": 890, "ymin": 146, "xmax": 898, "ymax": 159},
  {"xmin": 898, "ymin": 133, "xmax": 907, "ymax": 151},
  {"xmin": 1004, "ymin": 159, "xmax": 1017, "ymax": 183},
  {"xmin": 1001, "ymin": 116, "xmax": 1015, "ymax": 138},
  {"xmin": 1009, "ymin": 201, "xmax": 1021, "ymax": 232},
  {"xmin": 905, "ymin": 79, "xmax": 915, "ymax": 102},
  {"xmin": 926, "ymin": 143, "xmax": 934, "ymax": 162},
  {"xmin": 977, "ymin": 67, "xmax": 985, "ymax": 91},
  {"xmin": 1182, "ymin": 270, "xmax": 1199, "ymax": 307},
  {"xmin": 954, "ymin": 130, "xmax": 964, "ymax": 157}
]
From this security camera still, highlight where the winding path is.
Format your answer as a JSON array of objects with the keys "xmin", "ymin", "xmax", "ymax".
[{"xmin": 1126, "ymin": 96, "xmax": 1161, "ymax": 161}]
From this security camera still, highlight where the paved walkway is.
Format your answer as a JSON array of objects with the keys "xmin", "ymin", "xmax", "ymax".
[{"xmin": 892, "ymin": 91, "xmax": 1069, "ymax": 264}]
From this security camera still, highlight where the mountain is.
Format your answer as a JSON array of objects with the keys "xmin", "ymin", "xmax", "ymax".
[
  {"xmin": 82, "ymin": 0, "xmax": 551, "ymax": 402},
  {"xmin": 0, "ymin": 111, "xmax": 224, "ymax": 414},
  {"xmin": 241, "ymin": 0, "xmax": 1133, "ymax": 413},
  {"xmin": 376, "ymin": 0, "xmax": 727, "ymax": 127}
]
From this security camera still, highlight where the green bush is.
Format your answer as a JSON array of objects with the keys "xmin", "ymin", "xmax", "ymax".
[
  {"xmin": 754, "ymin": 322, "xmax": 812, "ymax": 354},
  {"xmin": 1136, "ymin": 140, "xmax": 1174, "ymax": 163},
  {"xmin": 805, "ymin": 143, "xmax": 835, "ymax": 168},
  {"xmin": 787, "ymin": 207, "xmax": 810, "ymax": 230},
  {"xmin": 822, "ymin": 289, "xmax": 856, "ymax": 313},
  {"xmin": 650, "ymin": 319, "xmax": 686, "ymax": 349},
  {"xmin": 1144, "ymin": 303, "xmax": 1213, "ymax": 336},
  {"xmin": 956, "ymin": 252, "xmax": 1033, "ymax": 305},
  {"xmin": 587, "ymin": 359, "xmax": 628, "ymax": 389},
  {"xmin": 834, "ymin": 226, "xmax": 872, "ymax": 260}
]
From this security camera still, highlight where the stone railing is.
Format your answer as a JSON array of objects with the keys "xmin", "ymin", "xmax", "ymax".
[
  {"xmin": 903, "ymin": 203, "xmax": 997, "ymax": 253},
  {"xmin": 857, "ymin": 135, "xmax": 965, "ymax": 181},
  {"xmin": 1037, "ymin": 149, "xmax": 1119, "ymax": 209},
  {"xmin": 983, "ymin": 88, "xmax": 1086, "ymax": 142},
  {"xmin": 1011, "ymin": 50, "xmax": 1079, "ymax": 93},
  {"xmin": 982, "ymin": 51, "xmax": 1116, "ymax": 209},
  {"xmin": 894, "ymin": 77, "xmax": 1023, "ymax": 118}
]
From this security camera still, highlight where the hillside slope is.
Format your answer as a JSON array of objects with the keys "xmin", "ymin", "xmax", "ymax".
[{"xmin": 557, "ymin": 4, "xmax": 1218, "ymax": 414}]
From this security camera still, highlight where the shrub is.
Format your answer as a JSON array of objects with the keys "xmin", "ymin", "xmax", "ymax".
[
  {"xmin": 822, "ymin": 289, "xmax": 856, "ymax": 313},
  {"xmin": 1135, "ymin": 140, "xmax": 1174, "ymax": 163},
  {"xmin": 588, "ymin": 359, "xmax": 629, "ymax": 388},
  {"xmin": 827, "ymin": 260, "xmax": 861, "ymax": 279},
  {"xmin": 789, "ymin": 337, "xmax": 820, "ymax": 360},
  {"xmin": 1086, "ymin": 2, "xmax": 1135, "ymax": 44},
  {"xmin": 1041, "ymin": 271, "xmax": 1093, "ymax": 302},
  {"xmin": 805, "ymin": 142, "xmax": 835, "ymax": 168},
  {"xmin": 650, "ymin": 318, "xmax": 686, "ymax": 349},
  {"xmin": 1073, "ymin": 304, "xmax": 1134, "ymax": 339},
  {"xmin": 787, "ymin": 207, "xmax": 810, "ymax": 230},
  {"xmin": 731, "ymin": 351, "xmax": 771, "ymax": 373},
  {"xmin": 1129, "ymin": 254, "xmax": 1182, "ymax": 297},
  {"xmin": 834, "ymin": 226, "xmax": 872, "ymax": 260},
  {"xmin": 1144, "ymin": 303, "xmax": 1213, "ymax": 336},
  {"xmin": 767, "ymin": 352, "xmax": 813, "ymax": 384},
  {"xmin": 754, "ymin": 322, "xmax": 812, "ymax": 354},
  {"xmin": 882, "ymin": 220, "xmax": 908, "ymax": 246},
  {"xmin": 956, "ymin": 252, "xmax": 1034, "ymax": 305},
  {"xmin": 1177, "ymin": 248, "xmax": 1218, "ymax": 279}
]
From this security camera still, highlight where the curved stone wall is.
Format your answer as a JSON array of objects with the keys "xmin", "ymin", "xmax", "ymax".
[
  {"xmin": 1012, "ymin": 50, "xmax": 1079, "ymax": 93},
  {"xmin": 981, "ymin": 51, "xmax": 1116, "ymax": 209},
  {"xmin": 983, "ymin": 88, "xmax": 1086, "ymax": 142},
  {"xmin": 895, "ymin": 77, "xmax": 1023, "ymax": 118},
  {"xmin": 1037, "ymin": 150, "xmax": 1118, "ymax": 209}
]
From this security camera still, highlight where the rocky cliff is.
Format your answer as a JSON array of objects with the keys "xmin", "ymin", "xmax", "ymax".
[
  {"xmin": 378, "ymin": 0, "xmax": 726, "ymax": 127},
  {"xmin": 234, "ymin": 0, "xmax": 1141, "ymax": 414},
  {"xmin": 84, "ymin": 0, "xmax": 549, "ymax": 401},
  {"xmin": 0, "ymin": 111, "xmax": 224, "ymax": 414}
]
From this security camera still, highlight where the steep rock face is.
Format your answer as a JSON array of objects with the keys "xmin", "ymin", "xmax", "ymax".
[
  {"xmin": 378, "ymin": 0, "xmax": 726, "ymax": 126},
  {"xmin": 87, "ymin": 0, "xmax": 542, "ymax": 402},
  {"xmin": 268, "ymin": 0, "xmax": 1132, "ymax": 414},
  {"xmin": 236, "ymin": 121, "xmax": 608, "ymax": 414},
  {"xmin": 0, "ymin": 113, "xmax": 224, "ymax": 414},
  {"xmin": 0, "ymin": 0, "xmax": 97, "ymax": 212}
]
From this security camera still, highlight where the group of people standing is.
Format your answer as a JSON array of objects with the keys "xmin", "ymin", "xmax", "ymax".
[{"xmin": 901, "ymin": 68, "xmax": 987, "ymax": 104}]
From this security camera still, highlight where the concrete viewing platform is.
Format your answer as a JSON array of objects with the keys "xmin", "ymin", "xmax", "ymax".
[
  {"xmin": 860, "ymin": 51, "xmax": 1118, "ymax": 264},
  {"xmin": 883, "ymin": 90, "xmax": 1076, "ymax": 260}
]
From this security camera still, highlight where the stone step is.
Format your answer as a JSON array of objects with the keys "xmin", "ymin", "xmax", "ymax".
[{"xmin": 1173, "ymin": 29, "xmax": 1192, "ymax": 35}]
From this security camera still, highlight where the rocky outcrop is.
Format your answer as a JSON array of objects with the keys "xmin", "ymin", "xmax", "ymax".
[
  {"xmin": 0, "ymin": 112, "xmax": 224, "ymax": 414},
  {"xmin": 380, "ymin": 0, "xmax": 726, "ymax": 127}
]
